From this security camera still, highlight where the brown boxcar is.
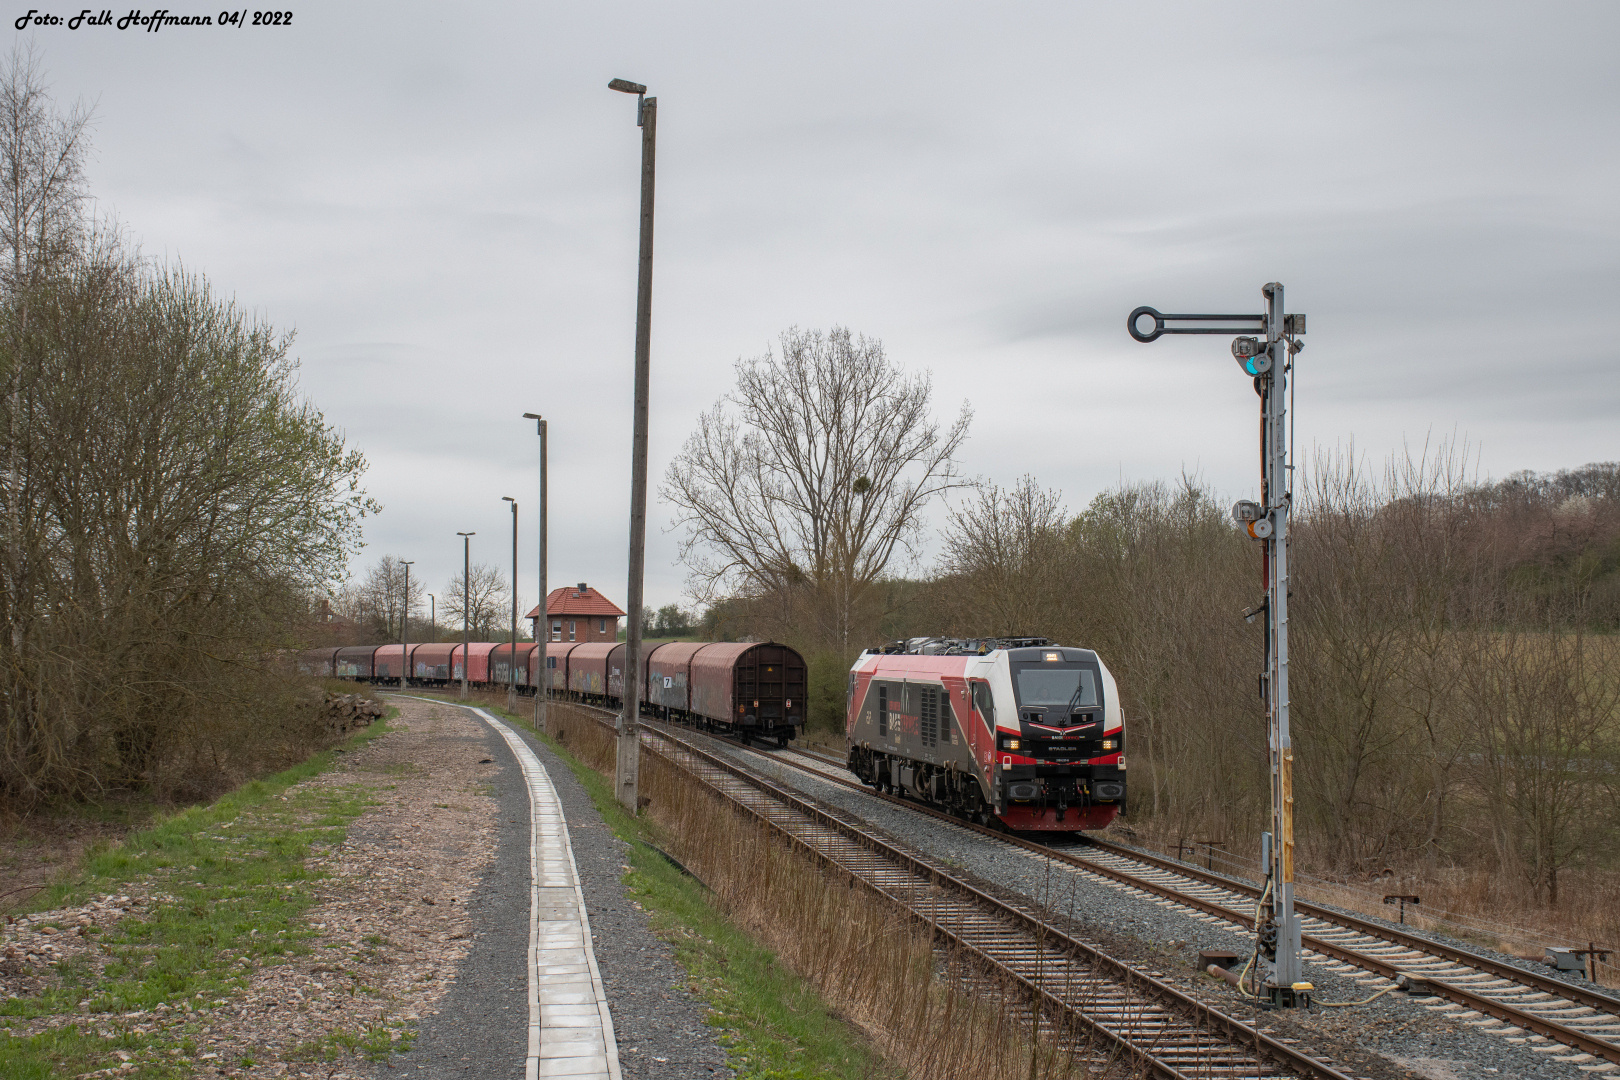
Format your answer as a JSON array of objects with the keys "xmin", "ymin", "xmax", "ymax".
[
  {"xmin": 334, "ymin": 645, "xmax": 377, "ymax": 680},
  {"xmin": 566, "ymin": 643, "xmax": 616, "ymax": 699},
  {"xmin": 689, "ymin": 642, "xmax": 806, "ymax": 742},
  {"xmin": 411, "ymin": 643, "xmax": 456, "ymax": 682},
  {"xmin": 491, "ymin": 643, "xmax": 540, "ymax": 688},
  {"xmin": 299, "ymin": 647, "xmax": 340, "ymax": 678},
  {"xmin": 374, "ymin": 644, "xmax": 407, "ymax": 682},
  {"xmin": 451, "ymin": 642, "xmax": 501, "ymax": 684},
  {"xmin": 645, "ymin": 642, "xmax": 709, "ymax": 714},
  {"xmin": 544, "ymin": 642, "xmax": 579, "ymax": 692}
]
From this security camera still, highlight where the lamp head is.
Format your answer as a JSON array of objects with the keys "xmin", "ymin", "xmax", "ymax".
[
  {"xmin": 458, "ymin": 531, "xmax": 475, "ymax": 537},
  {"xmin": 502, "ymin": 496, "xmax": 515, "ymax": 504},
  {"xmin": 608, "ymin": 78, "xmax": 647, "ymax": 94},
  {"xmin": 1231, "ymin": 336, "xmax": 1272, "ymax": 376},
  {"xmin": 523, "ymin": 412, "xmax": 542, "ymax": 420}
]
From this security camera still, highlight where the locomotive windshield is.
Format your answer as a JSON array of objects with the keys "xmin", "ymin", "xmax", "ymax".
[{"xmin": 1014, "ymin": 666, "xmax": 1099, "ymax": 710}]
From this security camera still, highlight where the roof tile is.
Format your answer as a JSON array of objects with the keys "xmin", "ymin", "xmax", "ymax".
[{"xmin": 524, "ymin": 585, "xmax": 626, "ymax": 620}]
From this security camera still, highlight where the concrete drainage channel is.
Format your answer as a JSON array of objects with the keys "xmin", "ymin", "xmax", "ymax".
[{"xmin": 630, "ymin": 717, "xmax": 1360, "ymax": 1080}]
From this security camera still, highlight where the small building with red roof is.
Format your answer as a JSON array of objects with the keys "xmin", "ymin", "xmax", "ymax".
[{"xmin": 526, "ymin": 582, "xmax": 626, "ymax": 643}]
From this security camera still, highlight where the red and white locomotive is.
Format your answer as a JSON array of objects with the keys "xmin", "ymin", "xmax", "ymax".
[{"xmin": 845, "ymin": 637, "xmax": 1126, "ymax": 831}]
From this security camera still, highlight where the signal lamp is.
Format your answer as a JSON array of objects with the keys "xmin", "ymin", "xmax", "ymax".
[{"xmin": 1231, "ymin": 336, "xmax": 1272, "ymax": 375}]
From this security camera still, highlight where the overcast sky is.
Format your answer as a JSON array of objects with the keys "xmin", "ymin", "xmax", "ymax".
[{"xmin": 22, "ymin": 2, "xmax": 1620, "ymax": 618}]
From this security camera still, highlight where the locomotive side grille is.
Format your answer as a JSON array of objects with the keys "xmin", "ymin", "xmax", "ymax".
[{"xmin": 920, "ymin": 687, "xmax": 938, "ymax": 747}]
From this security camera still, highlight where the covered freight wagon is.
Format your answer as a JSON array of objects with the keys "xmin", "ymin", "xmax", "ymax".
[
  {"xmin": 451, "ymin": 642, "xmax": 500, "ymax": 684},
  {"xmin": 299, "ymin": 647, "xmax": 339, "ymax": 678},
  {"xmin": 566, "ymin": 643, "xmax": 616, "ymax": 702},
  {"xmin": 411, "ymin": 643, "xmax": 456, "ymax": 683},
  {"xmin": 542, "ymin": 641, "xmax": 579, "ymax": 693},
  {"xmin": 334, "ymin": 645, "xmax": 376, "ymax": 680},
  {"xmin": 490, "ymin": 643, "xmax": 539, "ymax": 688},
  {"xmin": 645, "ymin": 642, "xmax": 706, "ymax": 715},
  {"xmin": 373, "ymin": 644, "xmax": 407, "ymax": 684},
  {"xmin": 689, "ymin": 642, "xmax": 806, "ymax": 746}
]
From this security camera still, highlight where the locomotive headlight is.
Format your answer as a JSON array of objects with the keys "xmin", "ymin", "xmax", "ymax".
[
  {"xmin": 1100, "ymin": 739, "xmax": 1116, "ymax": 750},
  {"xmin": 1000, "ymin": 737, "xmax": 1021, "ymax": 751}
]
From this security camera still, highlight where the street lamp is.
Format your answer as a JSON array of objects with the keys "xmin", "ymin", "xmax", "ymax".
[
  {"xmin": 523, "ymin": 412, "xmax": 548, "ymax": 734},
  {"xmin": 457, "ymin": 532, "xmax": 474, "ymax": 699},
  {"xmin": 502, "ymin": 496, "xmax": 518, "ymax": 712},
  {"xmin": 399, "ymin": 560, "xmax": 414, "ymax": 688},
  {"xmin": 609, "ymin": 75, "xmax": 656, "ymax": 814},
  {"xmin": 428, "ymin": 593, "xmax": 436, "ymax": 642}
]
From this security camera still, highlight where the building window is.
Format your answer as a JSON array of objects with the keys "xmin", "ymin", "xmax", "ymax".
[
  {"xmin": 569, "ymin": 621, "xmax": 576, "ymax": 641},
  {"xmin": 599, "ymin": 618, "xmax": 607, "ymax": 633},
  {"xmin": 551, "ymin": 620, "xmax": 561, "ymax": 641}
]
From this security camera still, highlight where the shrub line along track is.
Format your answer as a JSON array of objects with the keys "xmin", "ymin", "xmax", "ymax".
[
  {"xmin": 563, "ymin": 705, "xmax": 1356, "ymax": 1079},
  {"xmin": 766, "ymin": 742, "xmax": 1620, "ymax": 1068}
]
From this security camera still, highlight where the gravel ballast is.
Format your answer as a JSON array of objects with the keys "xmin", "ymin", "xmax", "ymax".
[{"xmin": 688, "ymin": 733, "xmax": 1614, "ymax": 1080}]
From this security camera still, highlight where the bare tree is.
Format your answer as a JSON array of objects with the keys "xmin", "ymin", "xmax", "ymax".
[
  {"xmin": 0, "ymin": 44, "xmax": 92, "ymax": 656},
  {"xmin": 355, "ymin": 555, "xmax": 424, "ymax": 641},
  {"xmin": 1462, "ymin": 628, "xmax": 1620, "ymax": 904},
  {"xmin": 663, "ymin": 326, "xmax": 970, "ymax": 653},
  {"xmin": 0, "ymin": 43, "xmax": 90, "ymax": 295},
  {"xmin": 441, "ymin": 562, "xmax": 509, "ymax": 641},
  {"xmin": 938, "ymin": 476, "xmax": 1068, "ymax": 637}
]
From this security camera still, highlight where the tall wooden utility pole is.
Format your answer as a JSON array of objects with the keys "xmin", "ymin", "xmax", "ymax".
[
  {"xmin": 400, "ymin": 560, "xmax": 414, "ymax": 688},
  {"xmin": 608, "ymin": 76, "xmax": 655, "ymax": 813},
  {"xmin": 457, "ymin": 532, "xmax": 474, "ymax": 699},
  {"xmin": 502, "ymin": 496, "xmax": 518, "ymax": 712}
]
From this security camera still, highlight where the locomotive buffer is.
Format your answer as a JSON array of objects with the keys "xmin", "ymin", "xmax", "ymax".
[{"xmin": 1128, "ymin": 285, "xmax": 1308, "ymax": 1008}]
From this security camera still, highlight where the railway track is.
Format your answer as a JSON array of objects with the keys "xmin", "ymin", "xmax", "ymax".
[
  {"xmin": 744, "ymin": 739, "xmax": 1620, "ymax": 1069},
  {"xmin": 634, "ymin": 718, "xmax": 1359, "ymax": 1080},
  {"xmin": 548, "ymin": 701, "xmax": 1620, "ymax": 1070}
]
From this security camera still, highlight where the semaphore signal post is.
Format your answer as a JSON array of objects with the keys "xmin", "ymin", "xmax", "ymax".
[{"xmin": 1128, "ymin": 283, "xmax": 1309, "ymax": 1007}]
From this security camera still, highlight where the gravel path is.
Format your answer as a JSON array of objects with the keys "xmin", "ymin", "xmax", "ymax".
[
  {"xmin": 367, "ymin": 705, "xmax": 730, "ymax": 1079},
  {"xmin": 697, "ymin": 734, "xmax": 1613, "ymax": 1080}
]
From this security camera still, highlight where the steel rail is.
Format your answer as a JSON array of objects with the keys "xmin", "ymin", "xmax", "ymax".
[
  {"xmin": 634, "ymin": 719, "xmax": 1358, "ymax": 1080},
  {"xmin": 1075, "ymin": 837, "xmax": 1620, "ymax": 1016},
  {"xmin": 530, "ymin": 700, "xmax": 1619, "ymax": 1067},
  {"xmin": 742, "ymin": 741, "xmax": 1620, "ymax": 1064}
]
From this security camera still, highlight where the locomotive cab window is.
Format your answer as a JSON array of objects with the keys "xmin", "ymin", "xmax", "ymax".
[
  {"xmin": 972, "ymin": 681, "xmax": 994, "ymax": 724},
  {"xmin": 878, "ymin": 685, "xmax": 888, "ymax": 737},
  {"xmin": 1012, "ymin": 663, "xmax": 1100, "ymax": 712}
]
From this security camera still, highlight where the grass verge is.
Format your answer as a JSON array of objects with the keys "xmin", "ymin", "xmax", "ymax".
[
  {"xmin": 459, "ymin": 693, "xmax": 897, "ymax": 1080},
  {"xmin": 0, "ymin": 715, "xmax": 397, "ymax": 1079}
]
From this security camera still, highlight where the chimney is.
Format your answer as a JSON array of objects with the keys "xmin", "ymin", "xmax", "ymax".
[{"xmin": 577, "ymin": 582, "xmax": 587, "ymax": 594}]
